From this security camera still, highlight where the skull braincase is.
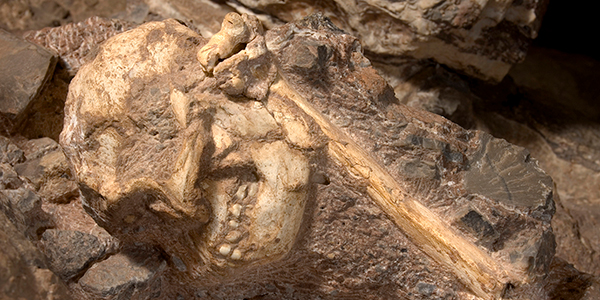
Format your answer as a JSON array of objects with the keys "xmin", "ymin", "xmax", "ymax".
[{"xmin": 60, "ymin": 18, "xmax": 311, "ymax": 273}]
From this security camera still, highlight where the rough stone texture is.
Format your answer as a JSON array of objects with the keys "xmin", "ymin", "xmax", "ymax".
[
  {"xmin": 0, "ymin": 209, "xmax": 72, "ymax": 300},
  {"xmin": 14, "ymin": 137, "xmax": 78, "ymax": 204},
  {"xmin": 0, "ymin": 28, "xmax": 57, "ymax": 133},
  {"xmin": 40, "ymin": 229, "xmax": 107, "ymax": 281},
  {"xmin": 0, "ymin": 136, "xmax": 25, "ymax": 166},
  {"xmin": 77, "ymin": 247, "xmax": 166, "ymax": 300},
  {"xmin": 145, "ymin": 0, "xmax": 235, "ymax": 38},
  {"xmin": 467, "ymin": 47, "xmax": 600, "ymax": 278},
  {"xmin": 378, "ymin": 44, "xmax": 600, "ymax": 282},
  {"xmin": 58, "ymin": 14, "xmax": 560, "ymax": 299},
  {"xmin": 373, "ymin": 59, "xmax": 477, "ymax": 129},
  {"xmin": 0, "ymin": 182, "xmax": 54, "ymax": 240},
  {"xmin": 23, "ymin": 16, "xmax": 137, "ymax": 76},
  {"xmin": 231, "ymin": 0, "xmax": 548, "ymax": 82},
  {"xmin": 0, "ymin": 0, "xmax": 70, "ymax": 31},
  {"xmin": 268, "ymin": 13, "xmax": 555, "ymax": 278},
  {"xmin": 0, "ymin": 0, "xmax": 147, "ymax": 32}
]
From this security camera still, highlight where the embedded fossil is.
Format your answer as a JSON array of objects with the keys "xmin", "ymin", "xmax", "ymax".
[{"xmin": 61, "ymin": 13, "xmax": 555, "ymax": 299}]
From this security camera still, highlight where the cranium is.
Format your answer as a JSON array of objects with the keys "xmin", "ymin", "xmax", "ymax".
[{"xmin": 60, "ymin": 17, "xmax": 314, "ymax": 276}]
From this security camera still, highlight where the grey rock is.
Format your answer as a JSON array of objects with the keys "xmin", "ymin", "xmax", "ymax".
[
  {"xmin": 0, "ymin": 136, "xmax": 25, "ymax": 166},
  {"xmin": 416, "ymin": 282, "xmax": 436, "ymax": 296},
  {"xmin": 0, "ymin": 187, "xmax": 53, "ymax": 239},
  {"xmin": 0, "ymin": 163, "xmax": 23, "ymax": 190},
  {"xmin": 464, "ymin": 133, "xmax": 553, "ymax": 212},
  {"xmin": 0, "ymin": 29, "xmax": 56, "ymax": 132},
  {"xmin": 40, "ymin": 229, "xmax": 107, "ymax": 281},
  {"xmin": 78, "ymin": 247, "xmax": 166, "ymax": 300}
]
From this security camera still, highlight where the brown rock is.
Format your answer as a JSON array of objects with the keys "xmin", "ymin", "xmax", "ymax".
[
  {"xmin": 373, "ymin": 59, "xmax": 476, "ymax": 129},
  {"xmin": 0, "ymin": 187, "xmax": 53, "ymax": 240},
  {"xmin": 0, "ymin": 0, "xmax": 69, "ymax": 31},
  {"xmin": 77, "ymin": 247, "xmax": 166, "ymax": 300},
  {"xmin": 0, "ymin": 163, "xmax": 23, "ymax": 190},
  {"xmin": 0, "ymin": 209, "xmax": 72, "ymax": 300},
  {"xmin": 60, "ymin": 14, "xmax": 557, "ymax": 299},
  {"xmin": 466, "ymin": 47, "xmax": 600, "ymax": 278},
  {"xmin": 0, "ymin": 136, "xmax": 25, "ymax": 166},
  {"xmin": 40, "ymin": 229, "xmax": 107, "ymax": 281},
  {"xmin": 0, "ymin": 29, "xmax": 57, "ymax": 133},
  {"xmin": 145, "ymin": 0, "xmax": 235, "ymax": 38},
  {"xmin": 14, "ymin": 138, "xmax": 78, "ymax": 204},
  {"xmin": 23, "ymin": 16, "xmax": 137, "ymax": 76},
  {"xmin": 231, "ymin": 0, "xmax": 548, "ymax": 81}
]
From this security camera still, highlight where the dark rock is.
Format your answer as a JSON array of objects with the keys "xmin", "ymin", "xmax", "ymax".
[
  {"xmin": 460, "ymin": 210, "xmax": 496, "ymax": 239},
  {"xmin": 464, "ymin": 133, "xmax": 553, "ymax": 212},
  {"xmin": 373, "ymin": 60, "xmax": 476, "ymax": 129},
  {"xmin": 0, "ymin": 29, "xmax": 56, "ymax": 133},
  {"xmin": 78, "ymin": 247, "xmax": 166, "ymax": 300},
  {"xmin": 0, "ymin": 163, "xmax": 23, "ymax": 190},
  {"xmin": 0, "ymin": 137, "xmax": 25, "ymax": 166},
  {"xmin": 40, "ymin": 229, "xmax": 107, "ymax": 281},
  {"xmin": 416, "ymin": 282, "xmax": 436, "ymax": 296},
  {"xmin": 15, "ymin": 66, "xmax": 70, "ymax": 141},
  {"xmin": 0, "ymin": 187, "xmax": 53, "ymax": 239},
  {"xmin": 467, "ymin": 47, "xmax": 600, "ymax": 277},
  {"xmin": 582, "ymin": 277, "xmax": 600, "ymax": 300},
  {"xmin": 0, "ymin": 209, "xmax": 72, "ymax": 300}
]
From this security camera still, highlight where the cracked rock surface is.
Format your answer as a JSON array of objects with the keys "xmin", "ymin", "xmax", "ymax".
[{"xmin": 229, "ymin": 0, "xmax": 548, "ymax": 82}]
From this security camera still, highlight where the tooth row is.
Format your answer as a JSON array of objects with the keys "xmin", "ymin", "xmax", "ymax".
[{"xmin": 217, "ymin": 182, "xmax": 258, "ymax": 261}]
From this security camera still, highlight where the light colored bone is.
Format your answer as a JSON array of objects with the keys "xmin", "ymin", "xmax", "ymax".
[{"xmin": 269, "ymin": 76, "xmax": 517, "ymax": 300}]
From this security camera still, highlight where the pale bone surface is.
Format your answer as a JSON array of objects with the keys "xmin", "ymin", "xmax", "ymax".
[
  {"xmin": 60, "ymin": 13, "xmax": 555, "ymax": 299},
  {"xmin": 230, "ymin": 0, "xmax": 548, "ymax": 82}
]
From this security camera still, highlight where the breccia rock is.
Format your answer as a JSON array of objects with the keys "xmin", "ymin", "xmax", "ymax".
[
  {"xmin": 60, "ymin": 13, "xmax": 556, "ymax": 299},
  {"xmin": 231, "ymin": 0, "xmax": 548, "ymax": 82}
]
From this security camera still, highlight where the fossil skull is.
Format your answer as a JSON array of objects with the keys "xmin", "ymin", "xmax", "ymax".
[{"xmin": 60, "ymin": 17, "xmax": 312, "ymax": 275}]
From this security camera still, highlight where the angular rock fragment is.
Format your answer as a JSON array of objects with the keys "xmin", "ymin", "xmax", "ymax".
[
  {"xmin": 77, "ymin": 247, "xmax": 166, "ymax": 300},
  {"xmin": 14, "ymin": 138, "xmax": 78, "ymax": 204},
  {"xmin": 60, "ymin": 13, "xmax": 557, "ymax": 299},
  {"xmin": 0, "ymin": 210, "xmax": 72, "ymax": 300},
  {"xmin": 40, "ymin": 229, "xmax": 107, "ymax": 281},
  {"xmin": 231, "ymin": 0, "xmax": 548, "ymax": 81},
  {"xmin": 0, "ymin": 29, "xmax": 56, "ymax": 132},
  {"xmin": 0, "ymin": 187, "xmax": 53, "ymax": 240},
  {"xmin": 0, "ymin": 136, "xmax": 25, "ymax": 166}
]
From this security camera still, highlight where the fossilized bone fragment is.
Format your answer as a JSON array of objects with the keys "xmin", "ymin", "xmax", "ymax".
[{"xmin": 61, "ymin": 13, "xmax": 556, "ymax": 299}]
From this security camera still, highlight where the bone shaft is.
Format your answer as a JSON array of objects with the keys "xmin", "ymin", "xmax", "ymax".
[{"xmin": 270, "ymin": 76, "xmax": 510, "ymax": 300}]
